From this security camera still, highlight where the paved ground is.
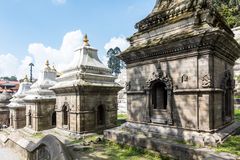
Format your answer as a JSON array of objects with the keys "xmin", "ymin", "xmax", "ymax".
[{"xmin": 0, "ymin": 147, "xmax": 20, "ymax": 160}]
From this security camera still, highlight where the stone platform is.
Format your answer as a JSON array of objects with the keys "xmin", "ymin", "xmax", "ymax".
[{"xmin": 104, "ymin": 122, "xmax": 240, "ymax": 160}]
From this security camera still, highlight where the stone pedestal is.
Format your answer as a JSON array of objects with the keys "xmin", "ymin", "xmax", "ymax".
[{"xmin": 105, "ymin": 0, "xmax": 240, "ymax": 146}]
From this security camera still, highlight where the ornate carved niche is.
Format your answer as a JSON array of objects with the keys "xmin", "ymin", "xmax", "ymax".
[
  {"xmin": 221, "ymin": 70, "xmax": 235, "ymax": 122},
  {"xmin": 221, "ymin": 70, "xmax": 235, "ymax": 90},
  {"xmin": 202, "ymin": 74, "xmax": 213, "ymax": 88},
  {"xmin": 145, "ymin": 68, "xmax": 173, "ymax": 125},
  {"xmin": 125, "ymin": 81, "xmax": 131, "ymax": 91},
  {"xmin": 182, "ymin": 74, "xmax": 188, "ymax": 83}
]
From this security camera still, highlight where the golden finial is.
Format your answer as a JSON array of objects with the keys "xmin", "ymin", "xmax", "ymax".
[
  {"xmin": 45, "ymin": 60, "xmax": 49, "ymax": 66},
  {"xmin": 52, "ymin": 65, "xmax": 57, "ymax": 72},
  {"xmin": 23, "ymin": 75, "xmax": 29, "ymax": 82},
  {"xmin": 45, "ymin": 60, "xmax": 51, "ymax": 70},
  {"xmin": 83, "ymin": 34, "xmax": 90, "ymax": 46}
]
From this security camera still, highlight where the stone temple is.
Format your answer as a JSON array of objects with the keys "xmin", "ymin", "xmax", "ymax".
[
  {"xmin": 51, "ymin": 35, "xmax": 122, "ymax": 133},
  {"xmin": 0, "ymin": 90, "xmax": 12, "ymax": 126},
  {"xmin": 105, "ymin": 0, "xmax": 240, "ymax": 146},
  {"xmin": 8, "ymin": 75, "xmax": 32, "ymax": 129},
  {"xmin": 24, "ymin": 61, "xmax": 57, "ymax": 131}
]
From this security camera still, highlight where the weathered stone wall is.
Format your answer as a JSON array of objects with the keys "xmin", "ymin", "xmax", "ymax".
[
  {"xmin": 26, "ymin": 101, "xmax": 56, "ymax": 131},
  {"xmin": 4, "ymin": 139, "xmax": 30, "ymax": 160},
  {"xmin": 0, "ymin": 111, "xmax": 9, "ymax": 125},
  {"xmin": 126, "ymin": 52, "xmax": 234, "ymax": 131},
  {"xmin": 55, "ymin": 88, "xmax": 118, "ymax": 133},
  {"xmin": 9, "ymin": 108, "xmax": 26, "ymax": 129}
]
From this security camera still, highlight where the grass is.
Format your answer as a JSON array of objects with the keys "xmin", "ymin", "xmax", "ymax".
[
  {"xmin": 81, "ymin": 140, "xmax": 171, "ymax": 160},
  {"xmin": 235, "ymin": 109, "xmax": 240, "ymax": 122},
  {"xmin": 117, "ymin": 114, "xmax": 127, "ymax": 126},
  {"xmin": 68, "ymin": 134, "xmax": 171, "ymax": 160},
  {"xmin": 215, "ymin": 109, "xmax": 240, "ymax": 156},
  {"xmin": 118, "ymin": 114, "xmax": 128, "ymax": 120},
  {"xmin": 234, "ymin": 95, "xmax": 240, "ymax": 99},
  {"xmin": 31, "ymin": 132, "xmax": 44, "ymax": 139},
  {"xmin": 102, "ymin": 141, "xmax": 170, "ymax": 160},
  {"xmin": 216, "ymin": 135, "xmax": 240, "ymax": 156}
]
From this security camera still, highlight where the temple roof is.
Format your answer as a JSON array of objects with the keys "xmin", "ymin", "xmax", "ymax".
[
  {"xmin": 134, "ymin": 0, "xmax": 231, "ymax": 34},
  {"xmin": 24, "ymin": 61, "xmax": 57, "ymax": 101},
  {"xmin": 8, "ymin": 76, "xmax": 32, "ymax": 108},
  {"xmin": 51, "ymin": 35, "xmax": 121, "ymax": 90}
]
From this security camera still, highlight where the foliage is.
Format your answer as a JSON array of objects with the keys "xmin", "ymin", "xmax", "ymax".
[
  {"xmin": 216, "ymin": 135, "xmax": 240, "ymax": 156},
  {"xmin": 31, "ymin": 133, "xmax": 44, "ymax": 139},
  {"xmin": 118, "ymin": 114, "xmax": 128, "ymax": 120},
  {"xmin": 117, "ymin": 114, "xmax": 127, "ymax": 126},
  {"xmin": 107, "ymin": 47, "xmax": 125, "ymax": 75},
  {"xmin": 215, "ymin": 110, "xmax": 240, "ymax": 156},
  {"xmin": 213, "ymin": 0, "xmax": 240, "ymax": 28},
  {"xmin": 99, "ymin": 141, "xmax": 170, "ymax": 160},
  {"xmin": 235, "ymin": 109, "xmax": 240, "ymax": 121},
  {"xmin": 0, "ymin": 76, "xmax": 17, "ymax": 81}
]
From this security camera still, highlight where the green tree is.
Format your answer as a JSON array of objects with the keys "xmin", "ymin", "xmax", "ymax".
[
  {"xmin": 213, "ymin": 0, "xmax": 240, "ymax": 28},
  {"xmin": 0, "ymin": 76, "xmax": 17, "ymax": 81},
  {"xmin": 107, "ymin": 47, "xmax": 125, "ymax": 75}
]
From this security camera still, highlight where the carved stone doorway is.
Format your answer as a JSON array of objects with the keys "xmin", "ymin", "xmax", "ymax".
[
  {"xmin": 52, "ymin": 112, "xmax": 56, "ymax": 126},
  {"xmin": 97, "ymin": 105, "xmax": 105, "ymax": 126},
  {"xmin": 62, "ymin": 105, "xmax": 68, "ymax": 127}
]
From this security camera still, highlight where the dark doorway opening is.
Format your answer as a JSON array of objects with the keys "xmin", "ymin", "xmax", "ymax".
[
  {"xmin": 225, "ymin": 79, "xmax": 232, "ymax": 117},
  {"xmin": 97, "ymin": 105, "xmax": 105, "ymax": 126},
  {"xmin": 63, "ymin": 105, "xmax": 68, "ymax": 126},
  {"xmin": 152, "ymin": 81, "xmax": 167, "ymax": 109},
  {"xmin": 52, "ymin": 112, "xmax": 56, "ymax": 126},
  {"xmin": 29, "ymin": 112, "xmax": 32, "ymax": 126}
]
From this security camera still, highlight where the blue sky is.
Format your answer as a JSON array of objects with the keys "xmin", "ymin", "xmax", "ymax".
[{"xmin": 0, "ymin": 0, "xmax": 155, "ymax": 78}]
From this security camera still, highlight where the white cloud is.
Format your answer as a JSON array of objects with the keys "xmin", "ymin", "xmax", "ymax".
[
  {"xmin": 0, "ymin": 30, "xmax": 83, "ymax": 79},
  {"xmin": 104, "ymin": 36, "xmax": 129, "ymax": 52},
  {"xmin": 52, "ymin": 0, "xmax": 66, "ymax": 5},
  {"xmin": 17, "ymin": 56, "xmax": 34, "ymax": 79},
  {"xmin": 0, "ymin": 53, "xmax": 19, "ymax": 77},
  {"xmin": 28, "ymin": 30, "xmax": 83, "ymax": 74}
]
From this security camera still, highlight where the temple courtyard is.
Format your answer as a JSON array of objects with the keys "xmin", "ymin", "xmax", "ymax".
[
  {"xmin": 1, "ymin": 0, "xmax": 240, "ymax": 159},
  {"xmin": 0, "ymin": 111, "xmax": 239, "ymax": 160}
]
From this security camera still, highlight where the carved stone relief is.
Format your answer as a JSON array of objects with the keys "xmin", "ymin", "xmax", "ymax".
[
  {"xmin": 202, "ymin": 75, "xmax": 212, "ymax": 88},
  {"xmin": 182, "ymin": 74, "xmax": 188, "ymax": 82}
]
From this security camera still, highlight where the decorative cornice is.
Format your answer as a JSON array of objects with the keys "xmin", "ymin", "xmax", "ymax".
[{"xmin": 119, "ymin": 31, "xmax": 240, "ymax": 64}]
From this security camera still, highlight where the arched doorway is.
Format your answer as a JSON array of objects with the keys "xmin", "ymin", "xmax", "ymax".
[
  {"xmin": 97, "ymin": 105, "xmax": 105, "ymax": 126},
  {"xmin": 225, "ymin": 79, "xmax": 232, "ymax": 117},
  {"xmin": 152, "ymin": 81, "xmax": 167, "ymax": 110},
  {"xmin": 146, "ymin": 70, "xmax": 173, "ymax": 125},
  {"xmin": 221, "ymin": 70, "xmax": 234, "ymax": 122},
  {"xmin": 29, "ymin": 112, "xmax": 32, "ymax": 126},
  {"xmin": 52, "ymin": 112, "xmax": 56, "ymax": 126},
  {"xmin": 62, "ymin": 105, "xmax": 68, "ymax": 126}
]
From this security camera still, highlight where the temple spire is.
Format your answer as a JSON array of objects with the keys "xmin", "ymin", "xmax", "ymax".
[
  {"xmin": 23, "ymin": 75, "xmax": 29, "ymax": 82},
  {"xmin": 45, "ymin": 60, "xmax": 51, "ymax": 70},
  {"xmin": 83, "ymin": 34, "xmax": 90, "ymax": 46}
]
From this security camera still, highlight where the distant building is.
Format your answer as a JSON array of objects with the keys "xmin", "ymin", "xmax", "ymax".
[{"xmin": 0, "ymin": 81, "xmax": 19, "ymax": 93}]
